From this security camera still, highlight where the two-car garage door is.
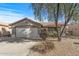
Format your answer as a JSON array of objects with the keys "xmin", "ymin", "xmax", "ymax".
[
  {"xmin": 16, "ymin": 28, "xmax": 31, "ymax": 38},
  {"xmin": 15, "ymin": 27, "xmax": 40, "ymax": 39}
]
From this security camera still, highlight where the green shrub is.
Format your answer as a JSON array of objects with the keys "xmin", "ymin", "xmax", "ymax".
[{"xmin": 48, "ymin": 32, "xmax": 57, "ymax": 37}]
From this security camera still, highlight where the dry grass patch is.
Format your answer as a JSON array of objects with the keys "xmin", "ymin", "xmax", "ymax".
[{"xmin": 30, "ymin": 40, "xmax": 55, "ymax": 54}]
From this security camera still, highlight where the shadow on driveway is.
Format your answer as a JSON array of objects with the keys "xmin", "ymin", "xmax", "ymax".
[{"xmin": 0, "ymin": 37, "xmax": 42, "ymax": 43}]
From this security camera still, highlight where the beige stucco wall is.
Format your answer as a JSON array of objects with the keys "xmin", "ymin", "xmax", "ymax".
[
  {"xmin": 68, "ymin": 24, "xmax": 79, "ymax": 36},
  {"xmin": 0, "ymin": 25, "xmax": 11, "ymax": 36},
  {"xmin": 0, "ymin": 26, "xmax": 9, "ymax": 32}
]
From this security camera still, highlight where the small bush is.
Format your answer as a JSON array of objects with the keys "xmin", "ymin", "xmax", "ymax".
[
  {"xmin": 48, "ymin": 32, "xmax": 57, "ymax": 37},
  {"xmin": 30, "ymin": 40, "xmax": 55, "ymax": 54},
  {"xmin": 39, "ymin": 29, "xmax": 47, "ymax": 40}
]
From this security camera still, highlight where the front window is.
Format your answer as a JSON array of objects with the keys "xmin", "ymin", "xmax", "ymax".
[
  {"xmin": 48, "ymin": 27, "xmax": 61, "ymax": 32},
  {"xmin": 48, "ymin": 27, "xmax": 56, "ymax": 33}
]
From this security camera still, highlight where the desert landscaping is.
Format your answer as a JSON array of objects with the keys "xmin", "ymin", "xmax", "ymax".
[
  {"xmin": 0, "ymin": 37, "xmax": 79, "ymax": 56},
  {"xmin": 29, "ymin": 37, "xmax": 79, "ymax": 56}
]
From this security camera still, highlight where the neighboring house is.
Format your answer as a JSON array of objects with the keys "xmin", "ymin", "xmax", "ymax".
[
  {"xmin": 0, "ymin": 23, "xmax": 10, "ymax": 36},
  {"xmin": 9, "ymin": 18, "xmax": 42, "ymax": 39},
  {"xmin": 67, "ymin": 23, "xmax": 79, "ymax": 36}
]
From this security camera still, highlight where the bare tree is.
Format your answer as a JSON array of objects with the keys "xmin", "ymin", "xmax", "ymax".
[{"xmin": 32, "ymin": 3, "xmax": 79, "ymax": 41}]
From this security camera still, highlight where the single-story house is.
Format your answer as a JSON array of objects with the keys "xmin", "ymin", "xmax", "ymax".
[
  {"xmin": 9, "ymin": 18, "xmax": 64, "ymax": 38},
  {"xmin": 0, "ymin": 22, "xmax": 10, "ymax": 36},
  {"xmin": 9, "ymin": 18, "xmax": 42, "ymax": 39}
]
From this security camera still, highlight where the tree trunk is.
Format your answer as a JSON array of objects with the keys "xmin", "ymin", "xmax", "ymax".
[
  {"xmin": 60, "ymin": 4, "xmax": 78, "ymax": 37},
  {"xmin": 58, "ymin": 35, "xmax": 61, "ymax": 41},
  {"xmin": 55, "ymin": 3, "xmax": 61, "ymax": 41},
  {"xmin": 60, "ymin": 23, "xmax": 66, "ymax": 37}
]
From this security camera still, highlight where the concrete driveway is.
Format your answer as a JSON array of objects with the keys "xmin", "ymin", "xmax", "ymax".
[{"xmin": 0, "ymin": 37, "xmax": 37, "ymax": 56}]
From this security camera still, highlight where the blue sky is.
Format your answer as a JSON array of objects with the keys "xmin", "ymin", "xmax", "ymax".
[{"xmin": 0, "ymin": 3, "xmax": 34, "ymax": 23}]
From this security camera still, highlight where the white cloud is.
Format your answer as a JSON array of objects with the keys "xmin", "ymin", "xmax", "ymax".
[{"xmin": 0, "ymin": 7, "xmax": 34, "ymax": 24}]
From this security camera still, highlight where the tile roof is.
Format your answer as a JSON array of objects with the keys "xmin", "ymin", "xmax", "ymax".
[
  {"xmin": 9, "ymin": 18, "xmax": 42, "ymax": 26},
  {"xmin": 40, "ymin": 22, "xmax": 64, "ymax": 27},
  {"xmin": 9, "ymin": 17, "xmax": 64, "ymax": 27},
  {"xmin": 0, "ymin": 22, "xmax": 9, "ymax": 27}
]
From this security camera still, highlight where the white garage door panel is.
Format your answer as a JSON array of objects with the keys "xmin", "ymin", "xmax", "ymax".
[
  {"xmin": 30, "ymin": 28, "xmax": 40, "ymax": 39},
  {"xmin": 16, "ymin": 28, "xmax": 31, "ymax": 37}
]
